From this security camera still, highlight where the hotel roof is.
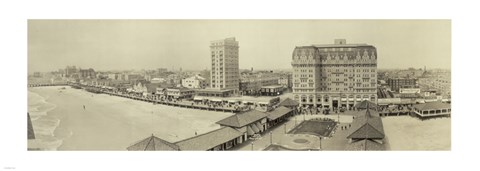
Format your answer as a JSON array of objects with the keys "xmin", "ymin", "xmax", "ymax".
[
  {"xmin": 216, "ymin": 110, "xmax": 267, "ymax": 128},
  {"xmin": 266, "ymin": 106, "xmax": 293, "ymax": 120},
  {"xmin": 174, "ymin": 127, "xmax": 243, "ymax": 151},
  {"xmin": 127, "ymin": 134, "xmax": 180, "ymax": 151}
]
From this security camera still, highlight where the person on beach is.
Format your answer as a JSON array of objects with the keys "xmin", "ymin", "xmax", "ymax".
[{"xmin": 83, "ymin": 105, "xmax": 86, "ymax": 110}]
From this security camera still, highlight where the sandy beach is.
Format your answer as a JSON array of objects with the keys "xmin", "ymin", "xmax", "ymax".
[
  {"xmin": 28, "ymin": 86, "xmax": 233, "ymax": 150},
  {"xmin": 382, "ymin": 116, "xmax": 451, "ymax": 150}
]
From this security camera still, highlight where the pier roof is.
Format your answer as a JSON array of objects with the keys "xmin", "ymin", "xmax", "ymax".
[
  {"xmin": 266, "ymin": 106, "xmax": 292, "ymax": 120},
  {"xmin": 175, "ymin": 127, "xmax": 243, "ymax": 151},
  {"xmin": 127, "ymin": 135, "xmax": 180, "ymax": 151},
  {"xmin": 347, "ymin": 109, "xmax": 385, "ymax": 139},
  {"xmin": 216, "ymin": 110, "xmax": 267, "ymax": 128}
]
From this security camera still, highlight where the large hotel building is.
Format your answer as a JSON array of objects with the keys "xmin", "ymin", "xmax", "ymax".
[
  {"xmin": 291, "ymin": 39, "xmax": 377, "ymax": 110},
  {"xmin": 210, "ymin": 37, "xmax": 240, "ymax": 94}
]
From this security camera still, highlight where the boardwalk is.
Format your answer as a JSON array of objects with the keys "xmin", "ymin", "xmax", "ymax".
[{"xmin": 29, "ymin": 83, "xmax": 241, "ymax": 113}]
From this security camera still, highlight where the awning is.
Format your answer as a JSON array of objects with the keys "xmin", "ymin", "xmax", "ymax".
[
  {"xmin": 193, "ymin": 97, "xmax": 203, "ymax": 101},
  {"xmin": 348, "ymin": 98, "xmax": 354, "ymax": 101},
  {"xmin": 341, "ymin": 98, "xmax": 347, "ymax": 102},
  {"xmin": 211, "ymin": 99, "xmax": 222, "ymax": 102},
  {"xmin": 251, "ymin": 124, "xmax": 260, "ymax": 133},
  {"xmin": 242, "ymin": 101, "xmax": 253, "ymax": 104},
  {"xmin": 255, "ymin": 122, "xmax": 263, "ymax": 132},
  {"xmin": 247, "ymin": 126, "xmax": 254, "ymax": 136},
  {"xmin": 356, "ymin": 99, "xmax": 361, "ymax": 101},
  {"xmin": 228, "ymin": 100, "xmax": 240, "ymax": 104}
]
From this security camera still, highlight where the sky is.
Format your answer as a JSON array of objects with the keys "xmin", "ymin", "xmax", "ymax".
[{"xmin": 28, "ymin": 20, "xmax": 451, "ymax": 73}]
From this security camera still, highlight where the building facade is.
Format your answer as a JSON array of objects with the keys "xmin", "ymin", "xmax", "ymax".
[
  {"xmin": 210, "ymin": 37, "xmax": 239, "ymax": 94},
  {"xmin": 387, "ymin": 78, "xmax": 417, "ymax": 92},
  {"xmin": 182, "ymin": 75, "xmax": 208, "ymax": 89},
  {"xmin": 79, "ymin": 68, "xmax": 96, "ymax": 79},
  {"xmin": 239, "ymin": 73, "xmax": 281, "ymax": 95},
  {"xmin": 291, "ymin": 39, "xmax": 377, "ymax": 110}
]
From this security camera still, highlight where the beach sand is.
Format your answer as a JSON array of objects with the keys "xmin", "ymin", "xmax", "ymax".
[
  {"xmin": 28, "ymin": 86, "xmax": 233, "ymax": 150},
  {"xmin": 382, "ymin": 116, "xmax": 451, "ymax": 150}
]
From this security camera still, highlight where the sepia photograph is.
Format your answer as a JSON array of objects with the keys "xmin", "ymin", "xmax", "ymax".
[{"xmin": 27, "ymin": 20, "xmax": 451, "ymax": 151}]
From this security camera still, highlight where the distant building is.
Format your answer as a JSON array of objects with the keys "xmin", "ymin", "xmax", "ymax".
[
  {"xmin": 151, "ymin": 77, "xmax": 166, "ymax": 84},
  {"xmin": 166, "ymin": 87, "xmax": 195, "ymax": 100},
  {"xmin": 210, "ymin": 37, "xmax": 239, "ymax": 94},
  {"xmin": 278, "ymin": 74, "xmax": 292, "ymax": 89},
  {"xmin": 240, "ymin": 73, "xmax": 281, "ymax": 95},
  {"xmin": 33, "ymin": 72, "xmax": 42, "ymax": 77},
  {"xmin": 79, "ymin": 68, "xmax": 96, "ymax": 79},
  {"xmin": 292, "ymin": 39, "xmax": 378, "ymax": 110},
  {"xmin": 387, "ymin": 78, "xmax": 417, "ymax": 92},
  {"xmin": 182, "ymin": 75, "xmax": 208, "ymax": 89},
  {"xmin": 127, "ymin": 74, "xmax": 143, "ymax": 81},
  {"xmin": 65, "ymin": 66, "xmax": 78, "ymax": 77},
  {"xmin": 157, "ymin": 68, "xmax": 168, "ymax": 73}
]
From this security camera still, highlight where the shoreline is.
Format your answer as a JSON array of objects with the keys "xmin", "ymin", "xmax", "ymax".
[{"xmin": 28, "ymin": 86, "xmax": 233, "ymax": 150}]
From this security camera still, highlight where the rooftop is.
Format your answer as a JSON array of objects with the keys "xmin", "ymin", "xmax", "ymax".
[
  {"xmin": 127, "ymin": 134, "xmax": 180, "ymax": 151},
  {"xmin": 413, "ymin": 101, "xmax": 451, "ymax": 111},
  {"xmin": 266, "ymin": 106, "xmax": 293, "ymax": 120},
  {"xmin": 216, "ymin": 110, "xmax": 267, "ymax": 128},
  {"xmin": 278, "ymin": 98, "xmax": 299, "ymax": 107},
  {"xmin": 347, "ymin": 109, "xmax": 385, "ymax": 139},
  {"xmin": 174, "ymin": 127, "xmax": 243, "ymax": 151},
  {"xmin": 345, "ymin": 139, "xmax": 385, "ymax": 151}
]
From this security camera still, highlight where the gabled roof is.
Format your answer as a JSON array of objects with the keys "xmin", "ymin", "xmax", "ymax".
[
  {"xmin": 345, "ymin": 139, "xmax": 385, "ymax": 151},
  {"xmin": 413, "ymin": 101, "xmax": 451, "ymax": 111},
  {"xmin": 354, "ymin": 100, "xmax": 378, "ymax": 110},
  {"xmin": 27, "ymin": 113, "xmax": 35, "ymax": 140},
  {"xmin": 278, "ymin": 98, "xmax": 299, "ymax": 107},
  {"xmin": 347, "ymin": 110, "xmax": 385, "ymax": 139},
  {"xmin": 216, "ymin": 110, "xmax": 267, "ymax": 128},
  {"xmin": 266, "ymin": 106, "xmax": 293, "ymax": 120},
  {"xmin": 127, "ymin": 135, "xmax": 180, "ymax": 151},
  {"xmin": 174, "ymin": 127, "xmax": 243, "ymax": 151}
]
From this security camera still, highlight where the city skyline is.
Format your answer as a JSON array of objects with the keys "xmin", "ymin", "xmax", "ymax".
[{"xmin": 28, "ymin": 20, "xmax": 451, "ymax": 73}]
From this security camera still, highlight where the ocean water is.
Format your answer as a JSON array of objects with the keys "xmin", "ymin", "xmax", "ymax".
[{"xmin": 28, "ymin": 90, "xmax": 69, "ymax": 150}]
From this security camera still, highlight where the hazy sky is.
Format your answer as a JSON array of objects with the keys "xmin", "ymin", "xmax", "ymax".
[{"xmin": 28, "ymin": 20, "xmax": 451, "ymax": 73}]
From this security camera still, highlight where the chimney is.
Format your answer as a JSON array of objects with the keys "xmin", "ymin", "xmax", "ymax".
[{"xmin": 334, "ymin": 39, "xmax": 346, "ymax": 45}]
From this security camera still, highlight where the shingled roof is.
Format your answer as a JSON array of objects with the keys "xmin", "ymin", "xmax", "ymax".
[
  {"xmin": 216, "ymin": 110, "xmax": 267, "ymax": 128},
  {"xmin": 127, "ymin": 134, "xmax": 180, "ymax": 151},
  {"xmin": 266, "ymin": 106, "xmax": 293, "ymax": 120},
  {"xmin": 174, "ymin": 127, "xmax": 243, "ymax": 151},
  {"xmin": 345, "ymin": 139, "xmax": 385, "ymax": 151},
  {"xmin": 413, "ymin": 101, "xmax": 451, "ymax": 111},
  {"xmin": 278, "ymin": 98, "xmax": 299, "ymax": 107},
  {"xmin": 347, "ymin": 109, "xmax": 385, "ymax": 139},
  {"xmin": 354, "ymin": 100, "xmax": 378, "ymax": 110},
  {"xmin": 27, "ymin": 113, "xmax": 35, "ymax": 140}
]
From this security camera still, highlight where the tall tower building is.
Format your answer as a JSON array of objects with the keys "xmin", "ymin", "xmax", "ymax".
[
  {"xmin": 210, "ymin": 37, "xmax": 239, "ymax": 94},
  {"xmin": 291, "ymin": 39, "xmax": 377, "ymax": 110}
]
